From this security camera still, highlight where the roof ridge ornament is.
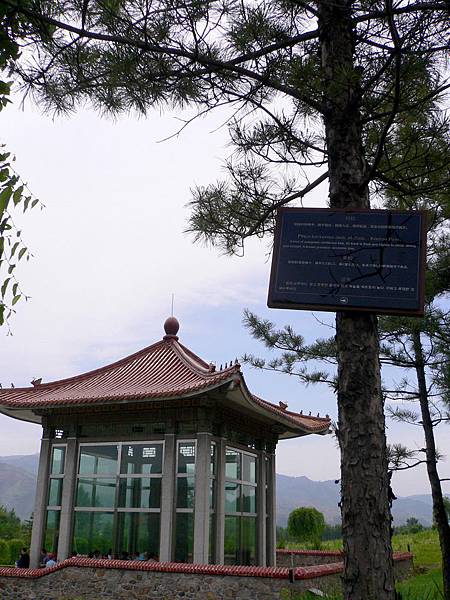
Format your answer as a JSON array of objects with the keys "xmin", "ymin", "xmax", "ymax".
[{"xmin": 163, "ymin": 316, "xmax": 180, "ymax": 340}]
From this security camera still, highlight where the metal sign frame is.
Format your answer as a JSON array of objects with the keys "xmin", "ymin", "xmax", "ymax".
[{"xmin": 267, "ymin": 208, "xmax": 427, "ymax": 316}]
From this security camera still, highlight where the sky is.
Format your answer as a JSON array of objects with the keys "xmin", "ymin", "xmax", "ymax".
[{"xmin": 0, "ymin": 95, "xmax": 449, "ymax": 499}]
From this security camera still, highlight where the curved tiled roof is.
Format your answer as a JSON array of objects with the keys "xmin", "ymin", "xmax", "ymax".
[{"xmin": 0, "ymin": 331, "xmax": 330, "ymax": 436}]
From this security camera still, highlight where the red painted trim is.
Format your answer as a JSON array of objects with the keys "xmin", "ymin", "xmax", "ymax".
[{"xmin": 0, "ymin": 553, "xmax": 413, "ymax": 580}]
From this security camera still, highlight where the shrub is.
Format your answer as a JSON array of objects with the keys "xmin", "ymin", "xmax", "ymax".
[
  {"xmin": 8, "ymin": 539, "xmax": 25, "ymax": 565},
  {"xmin": 0, "ymin": 539, "xmax": 10, "ymax": 565},
  {"xmin": 287, "ymin": 507, "xmax": 325, "ymax": 546}
]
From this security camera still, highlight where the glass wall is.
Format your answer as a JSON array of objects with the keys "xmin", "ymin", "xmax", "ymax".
[
  {"xmin": 224, "ymin": 447, "xmax": 257, "ymax": 566},
  {"xmin": 174, "ymin": 441, "xmax": 196, "ymax": 562},
  {"xmin": 73, "ymin": 442, "xmax": 163, "ymax": 558},
  {"xmin": 44, "ymin": 445, "xmax": 66, "ymax": 553}
]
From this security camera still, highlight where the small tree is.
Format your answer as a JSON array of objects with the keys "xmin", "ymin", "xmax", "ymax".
[
  {"xmin": 287, "ymin": 507, "xmax": 325, "ymax": 547},
  {"xmin": 0, "ymin": 505, "xmax": 22, "ymax": 540}
]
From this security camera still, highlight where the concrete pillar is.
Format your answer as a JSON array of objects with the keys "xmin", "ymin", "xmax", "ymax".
[
  {"xmin": 30, "ymin": 436, "xmax": 52, "ymax": 568},
  {"xmin": 57, "ymin": 437, "xmax": 78, "ymax": 560},
  {"xmin": 214, "ymin": 437, "xmax": 226, "ymax": 564},
  {"xmin": 266, "ymin": 452, "xmax": 277, "ymax": 566},
  {"xmin": 193, "ymin": 432, "xmax": 211, "ymax": 564},
  {"xmin": 159, "ymin": 433, "xmax": 176, "ymax": 561},
  {"xmin": 257, "ymin": 450, "xmax": 267, "ymax": 566}
]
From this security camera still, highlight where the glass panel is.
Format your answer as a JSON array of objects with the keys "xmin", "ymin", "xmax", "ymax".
[
  {"xmin": 242, "ymin": 485, "xmax": 256, "ymax": 514},
  {"xmin": 210, "ymin": 442, "xmax": 216, "ymax": 476},
  {"xmin": 76, "ymin": 478, "xmax": 116, "ymax": 508},
  {"xmin": 225, "ymin": 448, "xmax": 240, "ymax": 480},
  {"xmin": 118, "ymin": 478, "xmax": 161, "ymax": 509},
  {"xmin": 117, "ymin": 512, "xmax": 160, "ymax": 559},
  {"xmin": 177, "ymin": 442, "xmax": 196, "ymax": 474},
  {"xmin": 209, "ymin": 513, "xmax": 216, "ymax": 564},
  {"xmin": 48, "ymin": 479, "xmax": 62, "ymax": 506},
  {"xmin": 224, "ymin": 515, "xmax": 240, "ymax": 565},
  {"xmin": 242, "ymin": 516, "xmax": 257, "ymax": 566},
  {"xmin": 51, "ymin": 447, "xmax": 66, "ymax": 475},
  {"xmin": 176, "ymin": 477, "xmax": 195, "ymax": 509},
  {"xmin": 121, "ymin": 444, "xmax": 163, "ymax": 475},
  {"xmin": 44, "ymin": 510, "xmax": 60, "ymax": 554},
  {"xmin": 79, "ymin": 445, "xmax": 118, "ymax": 475},
  {"xmin": 174, "ymin": 513, "xmax": 193, "ymax": 563},
  {"xmin": 225, "ymin": 482, "xmax": 240, "ymax": 513},
  {"xmin": 209, "ymin": 479, "xmax": 216, "ymax": 511},
  {"xmin": 243, "ymin": 454, "xmax": 256, "ymax": 484},
  {"xmin": 72, "ymin": 511, "xmax": 114, "ymax": 556}
]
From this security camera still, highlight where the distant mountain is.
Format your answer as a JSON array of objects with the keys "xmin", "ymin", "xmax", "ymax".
[
  {"xmin": 0, "ymin": 461, "xmax": 37, "ymax": 520},
  {"xmin": 276, "ymin": 474, "xmax": 440, "ymax": 527},
  {"xmin": 0, "ymin": 453, "xmax": 446, "ymax": 526},
  {"xmin": 0, "ymin": 454, "xmax": 40, "ymax": 475}
]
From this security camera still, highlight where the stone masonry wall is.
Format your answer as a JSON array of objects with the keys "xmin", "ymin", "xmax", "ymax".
[
  {"xmin": 276, "ymin": 550, "xmax": 344, "ymax": 567},
  {"xmin": 0, "ymin": 554, "xmax": 413, "ymax": 600}
]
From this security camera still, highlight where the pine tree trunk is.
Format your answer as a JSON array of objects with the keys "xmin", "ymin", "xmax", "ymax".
[
  {"xmin": 318, "ymin": 1, "xmax": 395, "ymax": 598},
  {"xmin": 412, "ymin": 331, "xmax": 450, "ymax": 600}
]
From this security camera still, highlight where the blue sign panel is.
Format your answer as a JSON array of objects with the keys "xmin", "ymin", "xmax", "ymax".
[{"xmin": 268, "ymin": 209, "xmax": 426, "ymax": 315}]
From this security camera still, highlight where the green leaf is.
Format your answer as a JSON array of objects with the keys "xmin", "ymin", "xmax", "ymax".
[
  {"xmin": 18, "ymin": 247, "xmax": 27, "ymax": 261},
  {"xmin": 0, "ymin": 304, "xmax": 4, "ymax": 326},
  {"xmin": 1, "ymin": 277, "xmax": 10, "ymax": 298},
  {"xmin": 12, "ymin": 283, "xmax": 18, "ymax": 296},
  {"xmin": 10, "ymin": 241, "xmax": 19, "ymax": 257},
  {"xmin": 11, "ymin": 294, "xmax": 20, "ymax": 306},
  {"xmin": 0, "ymin": 186, "xmax": 13, "ymax": 213},
  {"xmin": 31, "ymin": 198, "xmax": 39, "ymax": 208},
  {"xmin": 13, "ymin": 185, "xmax": 24, "ymax": 205}
]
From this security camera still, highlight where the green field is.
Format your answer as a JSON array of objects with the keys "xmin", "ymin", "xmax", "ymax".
[{"xmin": 284, "ymin": 529, "xmax": 444, "ymax": 599}]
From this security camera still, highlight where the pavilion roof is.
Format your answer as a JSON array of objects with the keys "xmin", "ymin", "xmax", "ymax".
[{"xmin": 0, "ymin": 318, "xmax": 330, "ymax": 437}]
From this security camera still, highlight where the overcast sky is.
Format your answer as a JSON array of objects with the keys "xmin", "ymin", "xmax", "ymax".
[{"xmin": 0, "ymin": 97, "xmax": 449, "ymax": 499}]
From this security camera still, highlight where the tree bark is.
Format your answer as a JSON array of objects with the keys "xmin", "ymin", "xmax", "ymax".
[
  {"xmin": 318, "ymin": 1, "xmax": 395, "ymax": 598},
  {"xmin": 412, "ymin": 331, "xmax": 450, "ymax": 600}
]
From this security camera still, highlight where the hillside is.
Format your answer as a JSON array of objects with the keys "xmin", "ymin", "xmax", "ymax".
[
  {"xmin": 0, "ymin": 453, "xmax": 445, "ymax": 526},
  {"xmin": 0, "ymin": 461, "xmax": 37, "ymax": 520},
  {"xmin": 276, "ymin": 473, "xmax": 437, "ymax": 527}
]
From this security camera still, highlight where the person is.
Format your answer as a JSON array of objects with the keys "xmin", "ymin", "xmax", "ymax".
[
  {"xmin": 16, "ymin": 548, "xmax": 30, "ymax": 568},
  {"xmin": 40, "ymin": 548, "xmax": 50, "ymax": 566},
  {"xmin": 146, "ymin": 552, "xmax": 159, "ymax": 562},
  {"xmin": 45, "ymin": 553, "xmax": 57, "ymax": 567},
  {"xmin": 93, "ymin": 549, "xmax": 101, "ymax": 559}
]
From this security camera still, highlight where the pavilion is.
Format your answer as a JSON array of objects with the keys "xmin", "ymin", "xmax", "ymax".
[{"xmin": 0, "ymin": 317, "xmax": 330, "ymax": 568}]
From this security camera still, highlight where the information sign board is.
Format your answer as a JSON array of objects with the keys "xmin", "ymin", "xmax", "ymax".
[{"xmin": 268, "ymin": 208, "xmax": 426, "ymax": 316}]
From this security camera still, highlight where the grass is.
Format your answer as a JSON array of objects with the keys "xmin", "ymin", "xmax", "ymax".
[
  {"xmin": 282, "ymin": 529, "xmax": 445, "ymax": 599},
  {"xmin": 397, "ymin": 569, "xmax": 443, "ymax": 598}
]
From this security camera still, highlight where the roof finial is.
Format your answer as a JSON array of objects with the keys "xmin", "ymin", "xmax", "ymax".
[{"xmin": 163, "ymin": 315, "xmax": 180, "ymax": 340}]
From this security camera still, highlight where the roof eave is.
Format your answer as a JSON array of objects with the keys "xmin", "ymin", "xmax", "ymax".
[
  {"xmin": 226, "ymin": 377, "xmax": 330, "ymax": 437},
  {"xmin": 0, "ymin": 405, "xmax": 42, "ymax": 424}
]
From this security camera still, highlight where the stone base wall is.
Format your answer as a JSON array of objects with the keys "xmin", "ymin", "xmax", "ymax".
[
  {"xmin": 276, "ymin": 550, "xmax": 344, "ymax": 567},
  {"xmin": 0, "ymin": 554, "xmax": 413, "ymax": 600}
]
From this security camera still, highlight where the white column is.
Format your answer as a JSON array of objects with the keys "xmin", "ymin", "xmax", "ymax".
[
  {"xmin": 257, "ymin": 450, "xmax": 267, "ymax": 566},
  {"xmin": 266, "ymin": 452, "xmax": 277, "ymax": 566},
  {"xmin": 30, "ymin": 436, "xmax": 51, "ymax": 568},
  {"xmin": 159, "ymin": 433, "xmax": 176, "ymax": 561},
  {"xmin": 215, "ymin": 437, "xmax": 226, "ymax": 564},
  {"xmin": 193, "ymin": 432, "xmax": 211, "ymax": 564},
  {"xmin": 57, "ymin": 437, "xmax": 78, "ymax": 560}
]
